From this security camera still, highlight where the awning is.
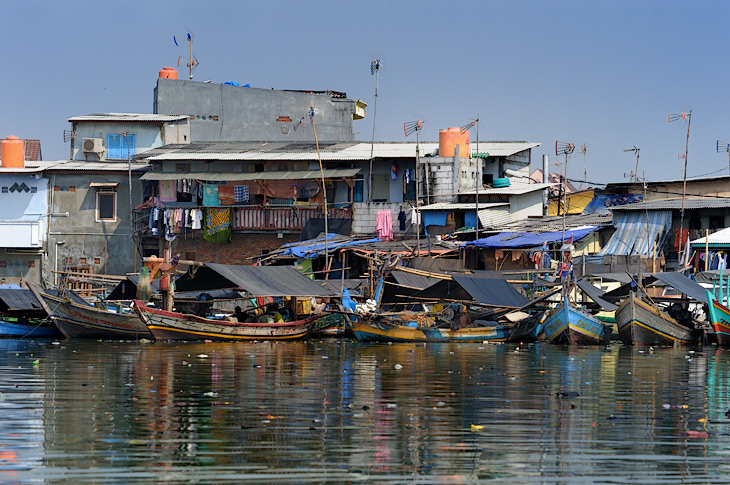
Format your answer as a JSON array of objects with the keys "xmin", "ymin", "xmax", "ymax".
[
  {"xmin": 451, "ymin": 275, "xmax": 528, "ymax": 308},
  {"xmin": 598, "ymin": 210, "xmax": 671, "ymax": 257},
  {"xmin": 576, "ymin": 279, "xmax": 617, "ymax": 311},
  {"xmin": 652, "ymin": 272, "xmax": 708, "ymax": 303},
  {"xmin": 89, "ymin": 182, "xmax": 119, "ymax": 187},
  {"xmin": 0, "ymin": 289, "xmax": 44, "ymax": 312},
  {"xmin": 140, "ymin": 168, "xmax": 361, "ymax": 182},
  {"xmin": 174, "ymin": 263, "xmax": 337, "ymax": 297},
  {"xmin": 278, "ymin": 236, "xmax": 381, "ymax": 259},
  {"xmin": 463, "ymin": 226, "xmax": 599, "ymax": 249}
]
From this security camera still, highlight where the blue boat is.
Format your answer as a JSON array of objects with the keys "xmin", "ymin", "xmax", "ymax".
[
  {"xmin": 542, "ymin": 295, "xmax": 611, "ymax": 345},
  {"xmin": 0, "ymin": 317, "xmax": 62, "ymax": 338}
]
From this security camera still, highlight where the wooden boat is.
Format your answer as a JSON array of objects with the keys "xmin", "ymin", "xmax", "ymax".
[
  {"xmin": 706, "ymin": 290, "xmax": 730, "ymax": 347},
  {"xmin": 542, "ymin": 295, "xmax": 611, "ymax": 345},
  {"xmin": 349, "ymin": 314, "xmax": 541, "ymax": 343},
  {"xmin": 134, "ymin": 301, "xmax": 319, "ymax": 341},
  {"xmin": 35, "ymin": 289, "xmax": 151, "ymax": 339},
  {"xmin": 0, "ymin": 317, "xmax": 62, "ymax": 338},
  {"xmin": 615, "ymin": 294, "xmax": 700, "ymax": 346}
]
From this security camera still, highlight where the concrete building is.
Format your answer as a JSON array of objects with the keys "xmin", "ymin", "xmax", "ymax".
[
  {"xmin": 153, "ymin": 78, "xmax": 365, "ymax": 143},
  {"xmin": 67, "ymin": 113, "xmax": 191, "ymax": 161}
]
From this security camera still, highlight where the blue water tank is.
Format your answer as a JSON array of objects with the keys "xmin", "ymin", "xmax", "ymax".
[{"xmin": 492, "ymin": 177, "xmax": 511, "ymax": 188}]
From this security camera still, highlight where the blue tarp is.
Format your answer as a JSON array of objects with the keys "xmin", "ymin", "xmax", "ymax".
[
  {"xmin": 279, "ymin": 235, "xmax": 381, "ymax": 258},
  {"xmin": 463, "ymin": 226, "xmax": 599, "ymax": 249}
]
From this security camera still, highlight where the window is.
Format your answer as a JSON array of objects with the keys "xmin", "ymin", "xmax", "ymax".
[
  {"xmin": 96, "ymin": 191, "xmax": 117, "ymax": 221},
  {"xmin": 107, "ymin": 134, "xmax": 135, "ymax": 159}
]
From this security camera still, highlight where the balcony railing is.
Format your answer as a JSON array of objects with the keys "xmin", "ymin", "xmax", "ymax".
[{"xmin": 233, "ymin": 206, "xmax": 352, "ymax": 231}]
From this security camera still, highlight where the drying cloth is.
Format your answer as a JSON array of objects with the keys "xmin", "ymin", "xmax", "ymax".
[
  {"xmin": 218, "ymin": 185, "xmax": 235, "ymax": 205},
  {"xmin": 376, "ymin": 210, "xmax": 394, "ymax": 241},
  {"xmin": 159, "ymin": 180, "xmax": 177, "ymax": 202},
  {"xmin": 398, "ymin": 210, "xmax": 406, "ymax": 231},
  {"xmin": 204, "ymin": 208, "xmax": 232, "ymax": 243},
  {"xmin": 411, "ymin": 208, "xmax": 421, "ymax": 225},
  {"xmin": 191, "ymin": 209, "xmax": 203, "ymax": 230},
  {"xmin": 203, "ymin": 184, "xmax": 220, "ymax": 206},
  {"xmin": 234, "ymin": 184, "xmax": 249, "ymax": 203}
]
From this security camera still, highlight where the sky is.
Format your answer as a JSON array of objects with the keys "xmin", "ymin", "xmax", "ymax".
[{"xmin": 2, "ymin": 0, "xmax": 729, "ymax": 186}]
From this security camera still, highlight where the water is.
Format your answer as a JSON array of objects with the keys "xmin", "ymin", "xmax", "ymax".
[{"xmin": 0, "ymin": 339, "xmax": 728, "ymax": 483}]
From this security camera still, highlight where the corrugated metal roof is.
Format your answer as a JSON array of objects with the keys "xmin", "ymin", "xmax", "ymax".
[
  {"xmin": 498, "ymin": 213, "xmax": 614, "ymax": 232},
  {"xmin": 419, "ymin": 202, "xmax": 509, "ymax": 211},
  {"xmin": 68, "ymin": 113, "xmax": 189, "ymax": 122},
  {"xmin": 478, "ymin": 208, "xmax": 513, "ymax": 229},
  {"xmin": 140, "ymin": 168, "xmax": 360, "ymax": 181},
  {"xmin": 690, "ymin": 227, "xmax": 730, "ymax": 246},
  {"xmin": 142, "ymin": 141, "xmax": 540, "ymax": 162},
  {"xmin": 0, "ymin": 160, "xmax": 148, "ymax": 173},
  {"xmin": 610, "ymin": 198, "xmax": 730, "ymax": 211},
  {"xmin": 459, "ymin": 183, "xmax": 555, "ymax": 196}
]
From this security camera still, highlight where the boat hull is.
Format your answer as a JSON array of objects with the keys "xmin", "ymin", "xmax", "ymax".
[
  {"xmin": 707, "ymin": 294, "xmax": 730, "ymax": 347},
  {"xmin": 40, "ymin": 292, "xmax": 151, "ymax": 339},
  {"xmin": 350, "ymin": 316, "xmax": 540, "ymax": 343},
  {"xmin": 542, "ymin": 298, "xmax": 611, "ymax": 345},
  {"xmin": 615, "ymin": 295, "xmax": 699, "ymax": 346},
  {"xmin": 135, "ymin": 303, "xmax": 317, "ymax": 341},
  {"xmin": 0, "ymin": 318, "xmax": 62, "ymax": 338}
]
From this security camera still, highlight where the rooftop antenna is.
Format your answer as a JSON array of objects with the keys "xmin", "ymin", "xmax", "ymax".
[
  {"xmin": 404, "ymin": 119, "xmax": 424, "ymax": 254},
  {"xmin": 579, "ymin": 143, "xmax": 588, "ymax": 188},
  {"xmin": 461, "ymin": 117, "xmax": 482, "ymax": 240},
  {"xmin": 174, "ymin": 30, "xmax": 198, "ymax": 79},
  {"xmin": 368, "ymin": 58, "xmax": 382, "ymax": 203},
  {"xmin": 668, "ymin": 110, "xmax": 692, "ymax": 265},
  {"xmin": 717, "ymin": 140, "xmax": 730, "ymax": 178},
  {"xmin": 555, "ymin": 141, "xmax": 575, "ymax": 240},
  {"xmin": 623, "ymin": 146, "xmax": 640, "ymax": 183}
]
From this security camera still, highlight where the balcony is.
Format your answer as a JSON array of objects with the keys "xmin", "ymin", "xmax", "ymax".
[{"xmin": 234, "ymin": 206, "xmax": 352, "ymax": 231}]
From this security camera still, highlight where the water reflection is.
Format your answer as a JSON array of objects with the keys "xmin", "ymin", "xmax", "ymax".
[{"xmin": 0, "ymin": 340, "xmax": 729, "ymax": 482}]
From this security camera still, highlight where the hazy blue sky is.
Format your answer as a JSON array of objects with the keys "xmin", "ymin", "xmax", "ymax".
[{"xmin": 2, "ymin": 0, "xmax": 728, "ymax": 186}]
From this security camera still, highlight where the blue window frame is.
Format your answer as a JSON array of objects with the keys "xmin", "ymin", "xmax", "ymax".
[{"xmin": 107, "ymin": 134, "xmax": 135, "ymax": 159}]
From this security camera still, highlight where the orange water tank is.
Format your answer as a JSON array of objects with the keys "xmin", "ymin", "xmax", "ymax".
[
  {"xmin": 439, "ymin": 127, "xmax": 470, "ymax": 158},
  {"xmin": 159, "ymin": 67, "xmax": 178, "ymax": 79},
  {"xmin": 1, "ymin": 136, "xmax": 24, "ymax": 168}
]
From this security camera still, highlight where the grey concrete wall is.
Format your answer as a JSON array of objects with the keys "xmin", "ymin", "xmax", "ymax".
[
  {"xmin": 351, "ymin": 202, "xmax": 403, "ymax": 236},
  {"xmin": 154, "ymin": 78, "xmax": 358, "ymax": 142},
  {"xmin": 46, "ymin": 172, "xmax": 145, "ymax": 283}
]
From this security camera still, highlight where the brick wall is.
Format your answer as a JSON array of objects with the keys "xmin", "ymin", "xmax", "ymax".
[{"xmin": 170, "ymin": 232, "xmax": 298, "ymax": 265}]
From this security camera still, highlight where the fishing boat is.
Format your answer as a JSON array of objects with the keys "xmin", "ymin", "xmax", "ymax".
[
  {"xmin": 706, "ymin": 292, "xmax": 730, "ymax": 346},
  {"xmin": 615, "ymin": 294, "xmax": 700, "ymax": 346},
  {"xmin": 349, "ymin": 314, "xmax": 541, "ymax": 343},
  {"xmin": 0, "ymin": 317, "xmax": 62, "ymax": 338},
  {"xmin": 134, "ymin": 301, "xmax": 319, "ymax": 341},
  {"xmin": 542, "ymin": 295, "xmax": 612, "ymax": 345},
  {"xmin": 33, "ymin": 287, "xmax": 151, "ymax": 339}
]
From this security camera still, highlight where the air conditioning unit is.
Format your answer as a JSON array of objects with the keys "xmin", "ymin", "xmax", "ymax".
[{"xmin": 82, "ymin": 137, "xmax": 103, "ymax": 153}]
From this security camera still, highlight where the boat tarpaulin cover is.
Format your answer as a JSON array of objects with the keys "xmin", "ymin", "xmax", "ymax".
[
  {"xmin": 652, "ymin": 271, "xmax": 708, "ymax": 303},
  {"xmin": 576, "ymin": 279, "xmax": 617, "ymax": 311},
  {"xmin": 451, "ymin": 275, "xmax": 529, "ymax": 308},
  {"xmin": 463, "ymin": 226, "xmax": 598, "ymax": 249},
  {"xmin": 598, "ymin": 211, "xmax": 671, "ymax": 257},
  {"xmin": 178, "ymin": 263, "xmax": 337, "ymax": 298},
  {"xmin": 0, "ymin": 289, "xmax": 44, "ymax": 311}
]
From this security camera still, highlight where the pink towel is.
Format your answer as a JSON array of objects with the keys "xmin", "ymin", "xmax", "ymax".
[{"xmin": 376, "ymin": 210, "xmax": 393, "ymax": 241}]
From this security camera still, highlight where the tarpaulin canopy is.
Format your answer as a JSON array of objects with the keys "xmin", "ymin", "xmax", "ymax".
[
  {"xmin": 175, "ymin": 263, "xmax": 337, "ymax": 298},
  {"xmin": 106, "ymin": 275, "xmax": 241, "ymax": 301},
  {"xmin": 652, "ymin": 272, "xmax": 708, "ymax": 303},
  {"xmin": 0, "ymin": 289, "xmax": 44, "ymax": 312},
  {"xmin": 279, "ymin": 236, "xmax": 380, "ymax": 259},
  {"xmin": 576, "ymin": 279, "xmax": 617, "ymax": 311},
  {"xmin": 414, "ymin": 276, "xmax": 528, "ymax": 308},
  {"xmin": 463, "ymin": 226, "xmax": 599, "ymax": 249},
  {"xmin": 598, "ymin": 210, "xmax": 671, "ymax": 257}
]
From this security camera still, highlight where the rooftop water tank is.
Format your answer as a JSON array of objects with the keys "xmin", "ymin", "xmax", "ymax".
[
  {"xmin": 1, "ymin": 136, "xmax": 24, "ymax": 168},
  {"xmin": 159, "ymin": 67, "xmax": 178, "ymax": 79},
  {"xmin": 439, "ymin": 127, "xmax": 470, "ymax": 158}
]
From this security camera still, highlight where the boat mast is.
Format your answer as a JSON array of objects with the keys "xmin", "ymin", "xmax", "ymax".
[{"xmin": 668, "ymin": 110, "xmax": 692, "ymax": 266}]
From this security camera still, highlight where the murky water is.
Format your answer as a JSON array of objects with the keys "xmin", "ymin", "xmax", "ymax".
[{"xmin": 0, "ymin": 339, "xmax": 728, "ymax": 483}]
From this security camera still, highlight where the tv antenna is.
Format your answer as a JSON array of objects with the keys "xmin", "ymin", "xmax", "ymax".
[
  {"xmin": 461, "ymin": 117, "xmax": 482, "ymax": 239},
  {"xmin": 405, "ymin": 119, "xmax": 425, "ymax": 252},
  {"xmin": 368, "ymin": 58, "xmax": 382, "ymax": 202},
  {"xmin": 668, "ymin": 110, "xmax": 692, "ymax": 262},
  {"xmin": 174, "ymin": 31, "xmax": 199, "ymax": 79},
  {"xmin": 623, "ymin": 146, "xmax": 640, "ymax": 183},
  {"xmin": 579, "ymin": 143, "xmax": 588, "ymax": 188},
  {"xmin": 717, "ymin": 140, "xmax": 730, "ymax": 177},
  {"xmin": 555, "ymin": 140, "xmax": 575, "ymax": 237}
]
